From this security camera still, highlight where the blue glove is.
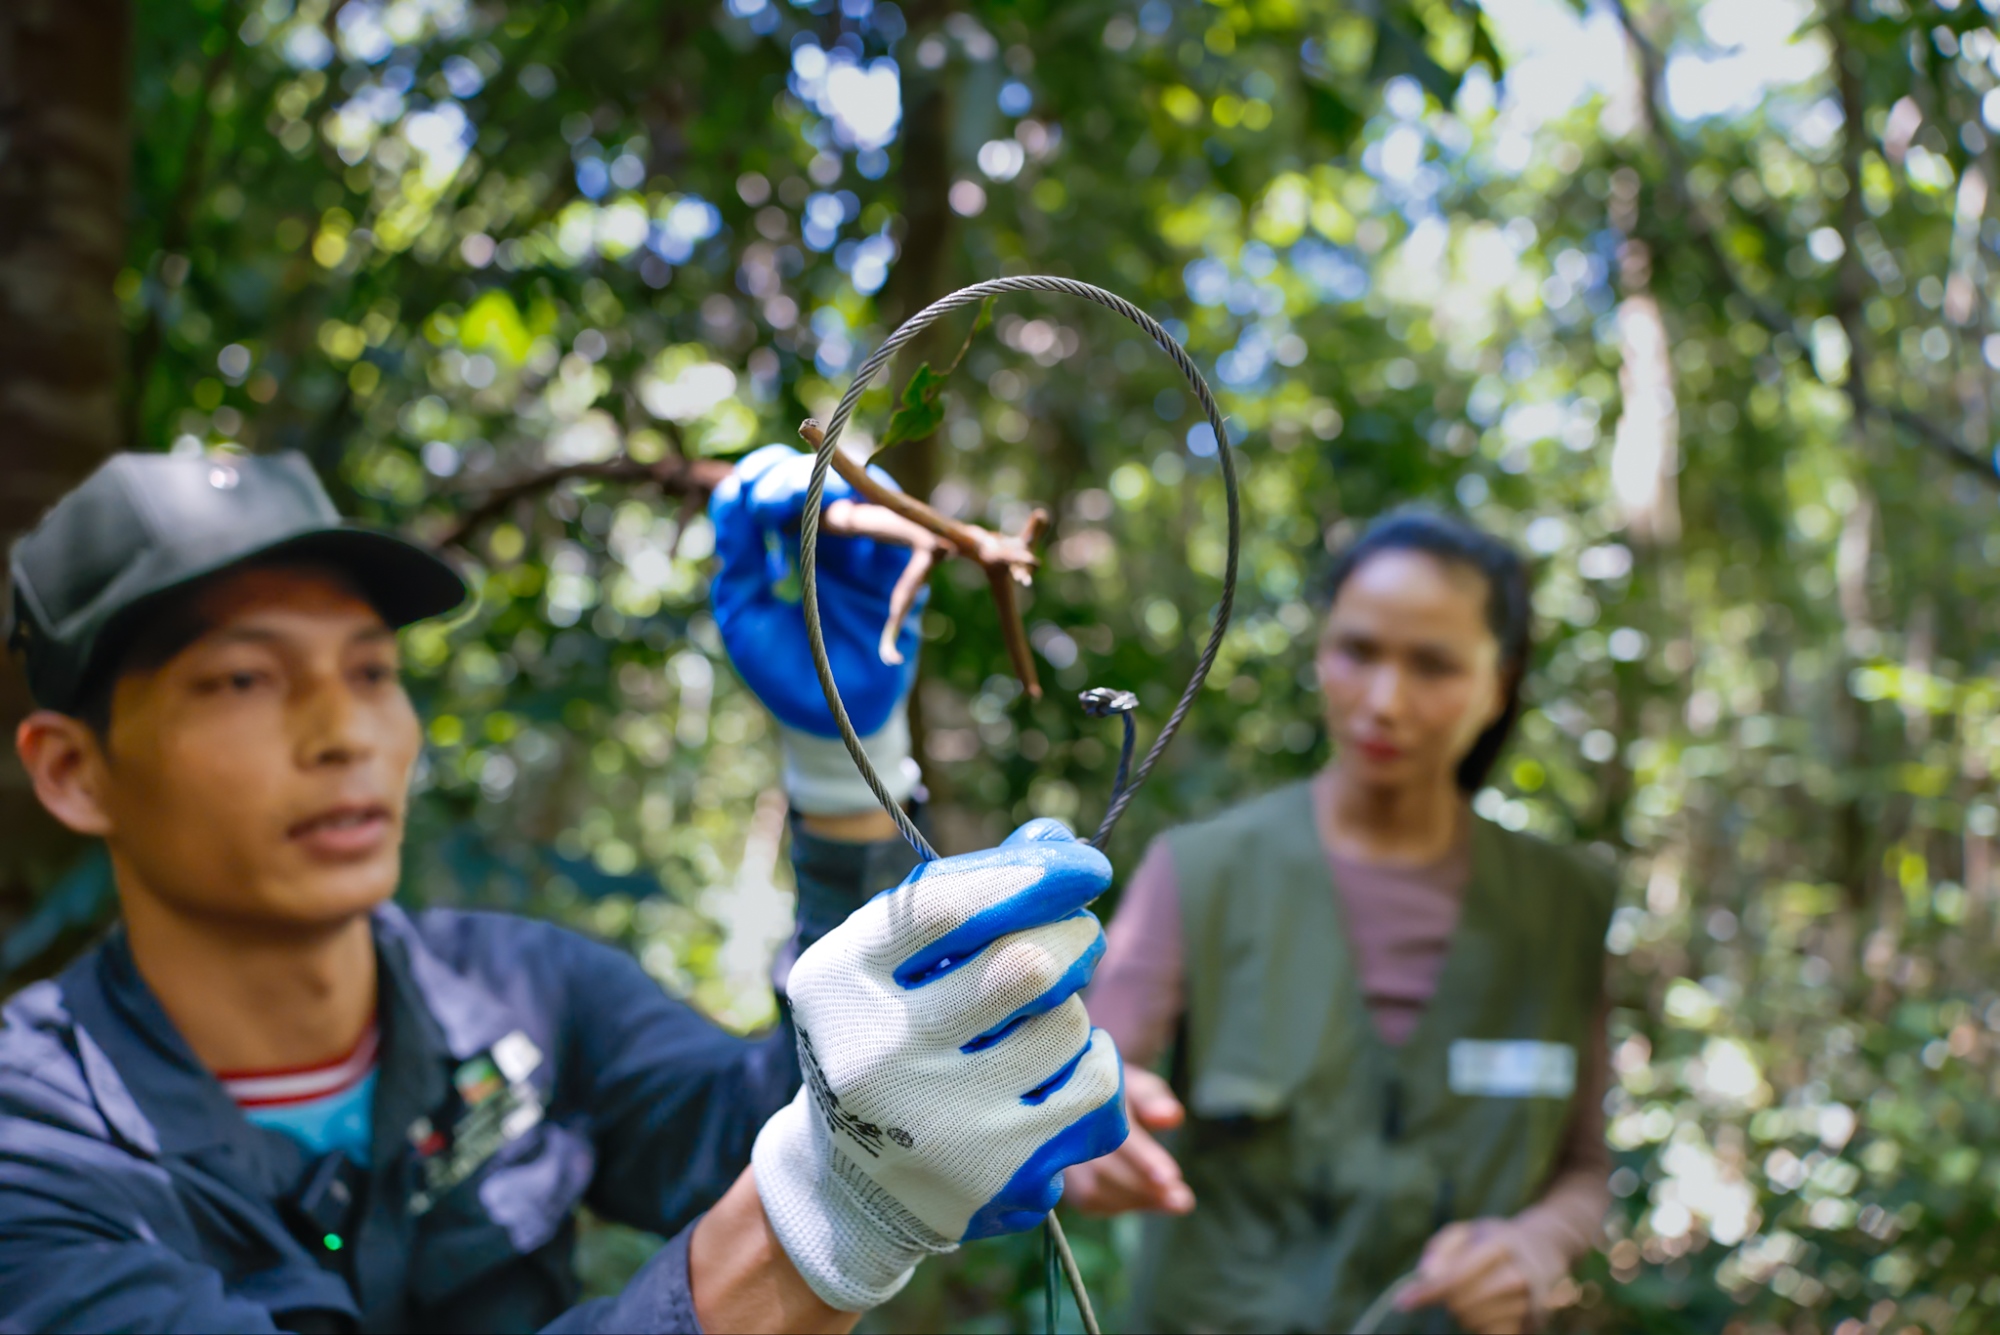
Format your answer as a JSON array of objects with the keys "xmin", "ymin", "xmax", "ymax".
[
  {"xmin": 752, "ymin": 819, "xmax": 1127, "ymax": 1311},
  {"xmin": 710, "ymin": 443, "xmax": 923, "ymax": 740}
]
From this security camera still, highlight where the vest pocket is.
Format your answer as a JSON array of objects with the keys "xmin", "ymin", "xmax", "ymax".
[
  {"xmin": 1183, "ymin": 1112, "xmax": 1289, "ymax": 1260},
  {"xmin": 1140, "ymin": 1122, "xmax": 1296, "ymax": 1330}
]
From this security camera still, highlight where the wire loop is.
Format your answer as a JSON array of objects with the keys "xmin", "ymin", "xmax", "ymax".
[
  {"xmin": 797, "ymin": 275, "xmax": 1241, "ymax": 862},
  {"xmin": 794, "ymin": 276, "xmax": 1243, "ymax": 1335}
]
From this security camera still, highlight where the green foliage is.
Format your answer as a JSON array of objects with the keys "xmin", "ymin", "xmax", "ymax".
[
  {"xmin": 881, "ymin": 361, "xmax": 953, "ymax": 450},
  {"xmin": 74, "ymin": 0, "xmax": 2000, "ymax": 1329},
  {"xmin": 882, "ymin": 297, "xmax": 992, "ymax": 450}
]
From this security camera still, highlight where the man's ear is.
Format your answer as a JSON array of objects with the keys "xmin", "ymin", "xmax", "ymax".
[{"xmin": 16, "ymin": 711, "xmax": 115, "ymax": 837}]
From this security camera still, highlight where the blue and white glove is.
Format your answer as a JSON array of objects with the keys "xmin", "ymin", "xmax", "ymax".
[
  {"xmin": 710, "ymin": 443, "xmax": 924, "ymax": 815},
  {"xmin": 752, "ymin": 819, "xmax": 1128, "ymax": 1312}
]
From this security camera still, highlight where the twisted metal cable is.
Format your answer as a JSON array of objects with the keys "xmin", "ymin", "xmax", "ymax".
[
  {"xmin": 798, "ymin": 275, "xmax": 1242, "ymax": 860},
  {"xmin": 796, "ymin": 275, "xmax": 1242, "ymax": 1335}
]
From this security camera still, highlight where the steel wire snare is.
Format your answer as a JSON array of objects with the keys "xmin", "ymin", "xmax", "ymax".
[{"xmin": 797, "ymin": 274, "xmax": 1243, "ymax": 1335}]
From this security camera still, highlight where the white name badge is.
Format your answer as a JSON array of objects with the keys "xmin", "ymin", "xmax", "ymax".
[{"xmin": 1448, "ymin": 1039, "xmax": 1577, "ymax": 1099}]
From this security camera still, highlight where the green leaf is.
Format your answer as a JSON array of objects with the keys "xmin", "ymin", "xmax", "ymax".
[
  {"xmin": 1367, "ymin": 19, "xmax": 1461, "ymax": 105},
  {"xmin": 1302, "ymin": 81, "xmax": 1363, "ymax": 151},
  {"xmin": 880, "ymin": 361, "xmax": 951, "ymax": 450},
  {"xmin": 1468, "ymin": 9, "xmax": 1507, "ymax": 78}
]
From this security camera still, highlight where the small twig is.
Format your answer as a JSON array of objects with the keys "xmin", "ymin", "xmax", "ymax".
[
  {"xmin": 799, "ymin": 419, "xmax": 1042, "ymax": 578},
  {"xmin": 799, "ymin": 418, "xmax": 1048, "ymax": 698},
  {"xmin": 433, "ymin": 453, "xmax": 731, "ymax": 550},
  {"xmin": 879, "ymin": 545, "xmax": 936, "ymax": 664},
  {"xmin": 983, "ymin": 560, "xmax": 1041, "ymax": 699},
  {"xmin": 817, "ymin": 497, "xmax": 947, "ymax": 664}
]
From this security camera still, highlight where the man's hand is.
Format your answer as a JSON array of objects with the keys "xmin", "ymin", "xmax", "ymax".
[
  {"xmin": 1062, "ymin": 1064, "xmax": 1194, "ymax": 1216},
  {"xmin": 1397, "ymin": 1220, "xmax": 1534, "ymax": 1334},
  {"xmin": 750, "ymin": 819, "xmax": 1128, "ymax": 1313},
  {"xmin": 709, "ymin": 444, "xmax": 923, "ymax": 820}
]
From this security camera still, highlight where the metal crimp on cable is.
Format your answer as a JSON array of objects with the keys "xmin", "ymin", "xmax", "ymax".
[
  {"xmin": 1078, "ymin": 687, "xmax": 1141, "ymax": 847},
  {"xmin": 796, "ymin": 275, "xmax": 1242, "ymax": 1335}
]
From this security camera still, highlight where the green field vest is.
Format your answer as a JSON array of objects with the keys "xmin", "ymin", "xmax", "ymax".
[{"xmin": 1129, "ymin": 781, "xmax": 1613, "ymax": 1334}]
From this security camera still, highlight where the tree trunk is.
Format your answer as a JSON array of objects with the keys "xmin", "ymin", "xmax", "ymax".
[
  {"xmin": 882, "ymin": 72, "xmax": 956, "ymax": 500},
  {"xmin": 882, "ymin": 42, "xmax": 958, "ymax": 833},
  {"xmin": 0, "ymin": 0, "xmax": 131, "ymax": 926}
]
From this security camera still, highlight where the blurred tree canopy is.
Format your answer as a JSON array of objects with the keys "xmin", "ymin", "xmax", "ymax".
[{"xmin": 10, "ymin": 0, "xmax": 2000, "ymax": 1328}]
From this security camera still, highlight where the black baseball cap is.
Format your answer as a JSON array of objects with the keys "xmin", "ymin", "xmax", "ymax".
[{"xmin": 5, "ymin": 451, "xmax": 467, "ymax": 714}]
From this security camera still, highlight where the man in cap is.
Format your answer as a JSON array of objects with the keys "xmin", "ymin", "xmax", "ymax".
[{"xmin": 0, "ymin": 449, "xmax": 1125, "ymax": 1332}]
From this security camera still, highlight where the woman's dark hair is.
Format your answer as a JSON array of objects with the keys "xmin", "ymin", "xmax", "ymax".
[{"xmin": 1317, "ymin": 508, "xmax": 1533, "ymax": 793}]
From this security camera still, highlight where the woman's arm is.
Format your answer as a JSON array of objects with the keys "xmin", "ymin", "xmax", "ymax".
[
  {"xmin": 1081, "ymin": 836, "xmax": 1187, "ymax": 1065},
  {"xmin": 1400, "ymin": 1002, "xmax": 1612, "ymax": 1332},
  {"xmin": 1489, "ymin": 1001, "xmax": 1612, "ymax": 1305},
  {"xmin": 1063, "ymin": 838, "xmax": 1196, "ymax": 1216}
]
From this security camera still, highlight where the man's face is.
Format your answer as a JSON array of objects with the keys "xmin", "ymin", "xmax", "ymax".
[{"xmin": 91, "ymin": 566, "xmax": 421, "ymax": 930}]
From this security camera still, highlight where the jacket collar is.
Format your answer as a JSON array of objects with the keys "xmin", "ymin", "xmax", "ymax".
[
  {"xmin": 60, "ymin": 925, "xmax": 260, "ymax": 1164},
  {"xmin": 56, "ymin": 904, "xmax": 526, "ymax": 1171},
  {"xmin": 369, "ymin": 903, "xmax": 520, "ymax": 1062}
]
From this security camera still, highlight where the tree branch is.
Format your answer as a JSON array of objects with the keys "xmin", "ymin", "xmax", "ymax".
[
  {"xmin": 436, "ymin": 420, "xmax": 1055, "ymax": 703},
  {"xmin": 431, "ymin": 453, "xmax": 731, "ymax": 550},
  {"xmin": 799, "ymin": 419, "xmax": 1049, "ymax": 700},
  {"xmin": 1607, "ymin": 0, "xmax": 1996, "ymax": 485}
]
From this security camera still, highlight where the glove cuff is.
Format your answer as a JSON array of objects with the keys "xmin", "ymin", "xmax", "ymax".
[
  {"xmin": 752, "ymin": 1090, "xmax": 955, "ymax": 1313},
  {"xmin": 779, "ymin": 714, "xmax": 919, "ymax": 816}
]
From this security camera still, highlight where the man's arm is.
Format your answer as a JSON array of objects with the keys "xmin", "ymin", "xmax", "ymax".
[
  {"xmin": 0, "ymin": 1129, "xmax": 292, "ymax": 1333},
  {"xmin": 559, "ymin": 444, "xmax": 925, "ymax": 1236},
  {"xmin": 0, "ymin": 1236, "xmax": 290, "ymax": 1334},
  {"xmin": 540, "ymin": 1168, "xmax": 853, "ymax": 1335},
  {"xmin": 549, "ymin": 821, "xmax": 1126, "ymax": 1329},
  {"xmin": 545, "ymin": 820, "xmax": 918, "ymax": 1237},
  {"xmin": 545, "ymin": 928, "xmax": 796, "ymax": 1236},
  {"xmin": 547, "ymin": 447, "xmax": 1114, "ymax": 1331},
  {"xmin": 688, "ymin": 1168, "xmax": 856, "ymax": 1333}
]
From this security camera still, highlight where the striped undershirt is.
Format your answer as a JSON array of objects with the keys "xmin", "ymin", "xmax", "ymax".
[{"xmin": 217, "ymin": 1018, "xmax": 379, "ymax": 1163}]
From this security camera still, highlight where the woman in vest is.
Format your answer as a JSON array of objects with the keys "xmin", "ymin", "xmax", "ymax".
[{"xmin": 1068, "ymin": 511, "xmax": 1612, "ymax": 1334}]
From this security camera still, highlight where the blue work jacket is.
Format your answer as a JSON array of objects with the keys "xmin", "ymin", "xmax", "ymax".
[{"xmin": 0, "ymin": 827, "xmax": 913, "ymax": 1333}]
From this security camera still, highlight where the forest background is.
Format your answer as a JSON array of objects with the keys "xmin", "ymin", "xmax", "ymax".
[{"xmin": 6, "ymin": 0, "xmax": 2000, "ymax": 1329}]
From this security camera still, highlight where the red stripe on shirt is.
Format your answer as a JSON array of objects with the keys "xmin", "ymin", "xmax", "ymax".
[{"xmin": 218, "ymin": 1020, "xmax": 379, "ymax": 1109}]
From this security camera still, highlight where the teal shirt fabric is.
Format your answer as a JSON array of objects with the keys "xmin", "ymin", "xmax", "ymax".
[{"xmin": 241, "ymin": 1070, "xmax": 377, "ymax": 1163}]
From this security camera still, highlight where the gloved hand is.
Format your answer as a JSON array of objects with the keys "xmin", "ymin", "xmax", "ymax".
[
  {"xmin": 709, "ymin": 443, "xmax": 923, "ymax": 815},
  {"xmin": 752, "ymin": 819, "xmax": 1128, "ymax": 1312}
]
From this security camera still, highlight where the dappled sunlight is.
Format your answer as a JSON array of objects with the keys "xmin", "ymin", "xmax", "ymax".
[{"xmin": 25, "ymin": 0, "xmax": 1990, "ymax": 1326}]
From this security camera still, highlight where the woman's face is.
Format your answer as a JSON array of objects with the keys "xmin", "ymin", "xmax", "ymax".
[{"xmin": 1316, "ymin": 549, "xmax": 1509, "ymax": 794}]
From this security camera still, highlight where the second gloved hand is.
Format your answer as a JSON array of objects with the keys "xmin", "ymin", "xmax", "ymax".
[
  {"xmin": 709, "ymin": 443, "xmax": 922, "ymax": 816},
  {"xmin": 752, "ymin": 819, "xmax": 1128, "ymax": 1312}
]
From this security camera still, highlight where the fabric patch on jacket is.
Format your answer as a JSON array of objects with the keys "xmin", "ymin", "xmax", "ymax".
[{"xmin": 409, "ymin": 1030, "xmax": 546, "ymax": 1214}]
